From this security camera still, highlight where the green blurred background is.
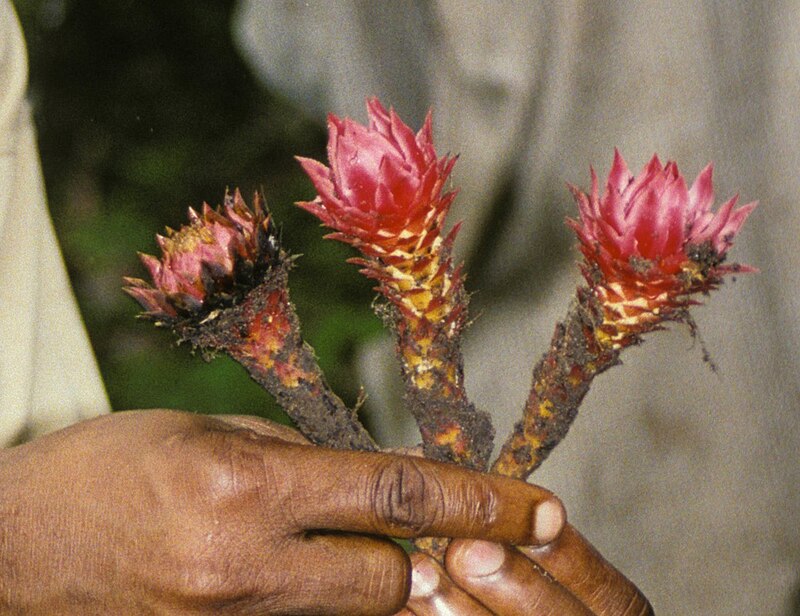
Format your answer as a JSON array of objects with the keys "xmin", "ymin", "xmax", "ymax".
[{"xmin": 15, "ymin": 0, "xmax": 383, "ymax": 424}]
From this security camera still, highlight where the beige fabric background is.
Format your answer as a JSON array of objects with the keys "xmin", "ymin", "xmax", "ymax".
[
  {"xmin": 237, "ymin": 2, "xmax": 800, "ymax": 614},
  {"xmin": 0, "ymin": 3, "xmax": 108, "ymax": 446}
]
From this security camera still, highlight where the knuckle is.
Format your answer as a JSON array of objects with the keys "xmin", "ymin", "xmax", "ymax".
[
  {"xmin": 205, "ymin": 439, "xmax": 260, "ymax": 501},
  {"xmin": 167, "ymin": 426, "xmax": 261, "ymax": 502},
  {"xmin": 137, "ymin": 421, "xmax": 273, "ymax": 606},
  {"xmin": 368, "ymin": 457, "xmax": 444, "ymax": 534},
  {"xmin": 160, "ymin": 520, "xmax": 243, "ymax": 603}
]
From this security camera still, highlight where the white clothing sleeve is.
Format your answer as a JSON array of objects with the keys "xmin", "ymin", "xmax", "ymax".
[{"xmin": 0, "ymin": 2, "xmax": 109, "ymax": 446}]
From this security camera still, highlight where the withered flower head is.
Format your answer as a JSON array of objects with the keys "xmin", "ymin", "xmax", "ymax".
[
  {"xmin": 295, "ymin": 97, "xmax": 458, "ymax": 264},
  {"xmin": 568, "ymin": 149, "xmax": 757, "ymax": 348},
  {"xmin": 124, "ymin": 189, "xmax": 280, "ymax": 323}
]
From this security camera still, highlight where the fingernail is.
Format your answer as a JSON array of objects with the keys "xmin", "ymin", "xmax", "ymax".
[
  {"xmin": 460, "ymin": 540, "xmax": 506, "ymax": 577},
  {"xmin": 410, "ymin": 558, "xmax": 440, "ymax": 598},
  {"xmin": 533, "ymin": 498, "xmax": 566, "ymax": 544}
]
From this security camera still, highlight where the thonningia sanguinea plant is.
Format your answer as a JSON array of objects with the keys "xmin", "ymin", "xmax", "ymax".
[
  {"xmin": 124, "ymin": 189, "xmax": 376, "ymax": 451},
  {"xmin": 493, "ymin": 150, "xmax": 757, "ymax": 479},
  {"xmin": 296, "ymin": 98, "xmax": 493, "ymax": 470},
  {"xmin": 125, "ymin": 102, "xmax": 758, "ymax": 567}
]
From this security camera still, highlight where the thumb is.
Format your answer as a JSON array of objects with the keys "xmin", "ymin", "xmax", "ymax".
[{"xmin": 276, "ymin": 444, "xmax": 565, "ymax": 546}]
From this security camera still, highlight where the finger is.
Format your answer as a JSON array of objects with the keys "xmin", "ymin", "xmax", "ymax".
[
  {"xmin": 520, "ymin": 524, "xmax": 653, "ymax": 616},
  {"xmin": 275, "ymin": 533, "xmax": 411, "ymax": 615},
  {"xmin": 211, "ymin": 414, "xmax": 312, "ymax": 444},
  {"xmin": 446, "ymin": 540, "xmax": 592, "ymax": 615},
  {"xmin": 406, "ymin": 552, "xmax": 493, "ymax": 616},
  {"xmin": 281, "ymin": 445, "xmax": 566, "ymax": 545}
]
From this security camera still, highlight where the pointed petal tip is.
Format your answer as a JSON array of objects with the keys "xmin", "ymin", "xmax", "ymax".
[
  {"xmin": 647, "ymin": 153, "xmax": 663, "ymax": 168},
  {"xmin": 418, "ymin": 108, "xmax": 434, "ymax": 140},
  {"xmin": 326, "ymin": 111, "xmax": 343, "ymax": 125},
  {"xmin": 294, "ymin": 198, "xmax": 328, "ymax": 220},
  {"xmin": 121, "ymin": 276, "xmax": 150, "ymax": 289},
  {"xmin": 737, "ymin": 199, "xmax": 758, "ymax": 216},
  {"xmin": 736, "ymin": 263, "xmax": 759, "ymax": 274},
  {"xmin": 366, "ymin": 97, "xmax": 390, "ymax": 118},
  {"xmin": 295, "ymin": 155, "xmax": 329, "ymax": 174}
]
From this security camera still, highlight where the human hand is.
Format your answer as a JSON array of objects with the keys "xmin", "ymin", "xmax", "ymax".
[
  {"xmin": 0, "ymin": 410, "xmax": 566, "ymax": 614},
  {"xmin": 401, "ymin": 526, "xmax": 652, "ymax": 615}
]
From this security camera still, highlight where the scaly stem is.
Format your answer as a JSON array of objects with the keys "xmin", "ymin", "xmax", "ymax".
[
  {"xmin": 174, "ymin": 263, "xmax": 377, "ymax": 452},
  {"xmin": 366, "ymin": 236, "xmax": 493, "ymax": 470},
  {"xmin": 492, "ymin": 289, "xmax": 620, "ymax": 479}
]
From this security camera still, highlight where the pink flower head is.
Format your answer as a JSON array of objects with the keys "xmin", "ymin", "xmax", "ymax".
[
  {"xmin": 124, "ymin": 190, "xmax": 280, "ymax": 321},
  {"xmin": 568, "ymin": 150, "xmax": 756, "ymax": 346},
  {"xmin": 296, "ymin": 98, "xmax": 458, "ymax": 264}
]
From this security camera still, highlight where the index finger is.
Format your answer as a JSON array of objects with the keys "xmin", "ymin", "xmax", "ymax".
[{"xmin": 278, "ymin": 444, "xmax": 566, "ymax": 546}]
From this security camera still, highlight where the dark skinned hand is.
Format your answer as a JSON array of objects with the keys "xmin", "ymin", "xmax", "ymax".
[
  {"xmin": 0, "ymin": 410, "xmax": 568, "ymax": 615},
  {"xmin": 399, "ymin": 521, "xmax": 653, "ymax": 615}
]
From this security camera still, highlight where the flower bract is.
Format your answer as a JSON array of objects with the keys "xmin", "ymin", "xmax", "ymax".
[
  {"xmin": 568, "ymin": 149, "xmax": 756, "ymax": 348},
  {"xmin": 296, "ymin": 98, "xmax": 457, "ymax": 265},
  {"xmin": 124, "ymin": 189, "xmax": 280, "ymax": 323}
]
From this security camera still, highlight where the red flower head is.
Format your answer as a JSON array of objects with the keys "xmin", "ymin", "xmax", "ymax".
[
  {"xmin": 569, "ymin": 149, "xmax": 756, "ymax": 348},
  {"xmin": 297, "ymin": 98, "xmax": 492, "ymax": 469},
  {"xmin": 296, "ymin": 97, "xmax": 466, "ymax": 331},
  {"xmin": 124, "ymin": 190, "xmax": 280, "ymax": 323},
  {"xmin": 296, "ymin": 97, "xmax": 457, "ymax": 266}
]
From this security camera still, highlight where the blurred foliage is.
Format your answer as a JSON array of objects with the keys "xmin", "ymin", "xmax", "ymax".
[{"xmin": 15, "ymin": 0, "xmax": 383, "ymax": 422}]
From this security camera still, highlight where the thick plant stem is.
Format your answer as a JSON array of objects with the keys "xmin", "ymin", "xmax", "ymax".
[
  {"xmin": 492, "ymin": 289, "xmax": 620, "ymax": 480},
  {"xmin": 174, "ymin": 263, "xmax": 377, "ymax": 452},
  {"xmin": 369, "ymin": 239, "xmax": 494, "ymax": 471},
  {"xmin": 390, "ymin": 304, "xmax": 494, "ymax": 471}
]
